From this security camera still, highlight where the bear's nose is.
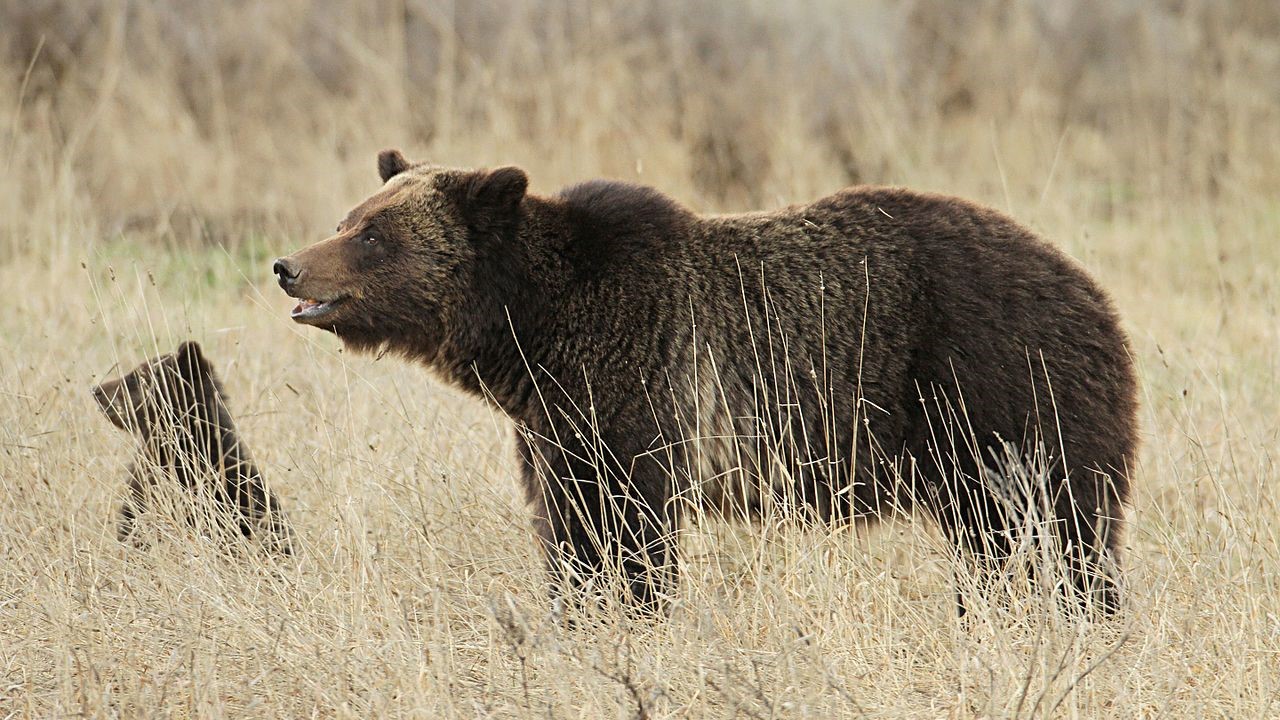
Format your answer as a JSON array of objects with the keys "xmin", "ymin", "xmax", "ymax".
[{"xmin": 273, "ymin": 258, "xmax": 300, "ymax": 289}]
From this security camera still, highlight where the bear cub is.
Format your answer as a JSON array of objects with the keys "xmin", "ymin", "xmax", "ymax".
[{"xmin": 93, "ymin": 341, "xmax": 293, "ymax": 555}]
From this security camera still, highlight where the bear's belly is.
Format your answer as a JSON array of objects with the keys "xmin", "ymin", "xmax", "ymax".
[
  {"xmin": 686, "ymin": 423, "xmax": 765, "ymax": 517},
  {"xmin": 669, "ymin": 359, "xmax": 782, "ymax": 518},
  {"xmin": 666, "ymin": 354, "xmax": 851, "ymax": 520}
]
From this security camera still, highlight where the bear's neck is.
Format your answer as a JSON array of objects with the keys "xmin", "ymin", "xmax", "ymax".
[{"xmin": 433, "ymin": 195, "xmax": 573, "ymax": 418}]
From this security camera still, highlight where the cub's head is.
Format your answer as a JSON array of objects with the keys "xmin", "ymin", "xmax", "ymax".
[
  {"xmin": 272, "ymin": 150, "xmax": 528, "ymax": 357},
  {"xmin": 92, "ymin": 341, "xmax": 224, "ymax": 438}
]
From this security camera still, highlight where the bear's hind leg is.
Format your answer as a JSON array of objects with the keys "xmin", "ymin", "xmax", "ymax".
[
  {"xmin": 933, "ymin": 489, "xmax": 1017, "ymax": 617},
  {"xmin": 116, "ymin": 499, "xmax": 140, "ymax": 544},
  {"xmin": 116, "ymin": 467, "xmax": 150, "ymax": 547},
  {"xmin": 1055, "ymin": 477, "xmax": 1123, "ymax": 617},
  {"xmin": 913, "ymin": 448, "xmax": 1025, "ymax": 617}
]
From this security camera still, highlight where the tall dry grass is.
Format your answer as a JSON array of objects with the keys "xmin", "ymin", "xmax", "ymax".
[{"xmin": 1, "ymin": 0, "xmax": 1278, "ymax": 716}]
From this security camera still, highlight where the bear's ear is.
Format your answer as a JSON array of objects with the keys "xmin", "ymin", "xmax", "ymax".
[
  {"xmin": 176, "ymin": 341, "xmax": 205, "ymax": 363},
  {"xmin": 175, "ymin": 341, "xmax": 227, "ymax": 398},
  {"xmin": 175, "ymin": 341, "xmax": 210, "ymax": 378},
  {"xmin": 91, "ymin": 377, "xmax": 130, "ymax": 430},
  {"xmin": 461, "ymin": 166, "xmax": 528, "ymax": 215},
  {"xmin": 378, "ymin": 149, "xmax": 411, "ymax": 183}
]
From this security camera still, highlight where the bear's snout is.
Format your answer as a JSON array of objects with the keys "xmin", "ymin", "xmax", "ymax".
[
  {"xmin": 273, "ymin": 258, "xmax": 300, "ymax": 291},
  {"xmin": 92, "ymin": 379, "xmax": 120, "ymax": 407},
  {"xmin": 92, "ymin": 379, "xmax": 129, "ymax": 429}
]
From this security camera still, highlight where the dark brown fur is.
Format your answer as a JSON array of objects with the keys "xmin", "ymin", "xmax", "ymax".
[
  {"xmin": 92, "ymin": 342, "xmax": 293, "ymax": 555},
  {"xmin": 275, "ymin": 151, "xmax": 1137, "ymax": 615}
]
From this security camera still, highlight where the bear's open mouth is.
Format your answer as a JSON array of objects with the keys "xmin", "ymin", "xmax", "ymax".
[{"xmin": 290, "ymin": 295, "xmax": 347, "ymax": 322}]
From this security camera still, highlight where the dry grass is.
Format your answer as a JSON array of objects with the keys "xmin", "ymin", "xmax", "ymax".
[{"xmin": 2, "ymin": 1, "xmax": 1279, "ymax": 716}]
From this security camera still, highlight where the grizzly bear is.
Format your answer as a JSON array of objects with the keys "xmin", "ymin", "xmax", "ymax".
[
  {"xmin": 93, "ymin": 341, "xmax": 293, "ymax": 555},
  {"xmin": 274, "ymin": 150, "xmax": 1137, "ymax": 616}
]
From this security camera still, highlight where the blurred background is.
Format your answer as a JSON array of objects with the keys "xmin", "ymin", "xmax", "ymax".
[
  {"xmin": 3, "ymin": 3, "xmax": 1280, "ymax": 715},
  {"xmin": 3, "ymin": 0, "xmax": 1278, "ymax": 252}
]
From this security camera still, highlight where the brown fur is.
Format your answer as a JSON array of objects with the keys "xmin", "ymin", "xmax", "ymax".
[
  {"xmin": 275, "ymin": 151, "xmax": 1138, "ymax": 616},
  {"xmin": 92, "ymin": 342, "xmax": 293, "ymax": 555}
]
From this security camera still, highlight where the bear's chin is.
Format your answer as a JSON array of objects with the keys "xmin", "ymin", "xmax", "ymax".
[
  {"xmin": 337, "ymin": 333, "xmax": 381, "ymax": 353},
  {"xmin": 332, "ymin": 327, "xmax": 444, "ymax": 367},
  {"xmin": 333, "ymin": 328, "xmax": 400, "ymax": 355},
  {"xmin": 331, "ymin": 327, "xmax": 383, "ymax": 354}
]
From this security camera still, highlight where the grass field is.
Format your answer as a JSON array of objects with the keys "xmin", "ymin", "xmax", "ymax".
[{"xmin": 2, "ymin": 1, "xmax": 1279, "ymax": 717}]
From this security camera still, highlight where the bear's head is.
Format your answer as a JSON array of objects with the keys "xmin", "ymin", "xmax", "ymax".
[
  {"xmin": 272, "ymin": 150, "xmax": 528, "ymax": 358},
  {"xmin": 93, "ymin": 341, "xmax": 224, "ymax": 439}
]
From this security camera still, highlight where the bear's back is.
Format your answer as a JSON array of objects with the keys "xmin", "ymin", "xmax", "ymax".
[{"xmin": 544, "ymin": 181, "xmax": 1134, "ymax": 517}]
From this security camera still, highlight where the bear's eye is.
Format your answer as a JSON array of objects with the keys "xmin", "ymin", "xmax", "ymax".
[{"xmin": 363, "ymin": 233, "xmax": 379, "ymax": 246}]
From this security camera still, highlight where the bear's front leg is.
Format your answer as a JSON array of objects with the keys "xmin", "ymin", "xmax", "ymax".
[
  {"xmin": 116, "ymin": 465, "xmax": 150, "ymax": 547},
  {"xmin": 520, "ymin": 433, "xmax": 678, "ymax": 618}
]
